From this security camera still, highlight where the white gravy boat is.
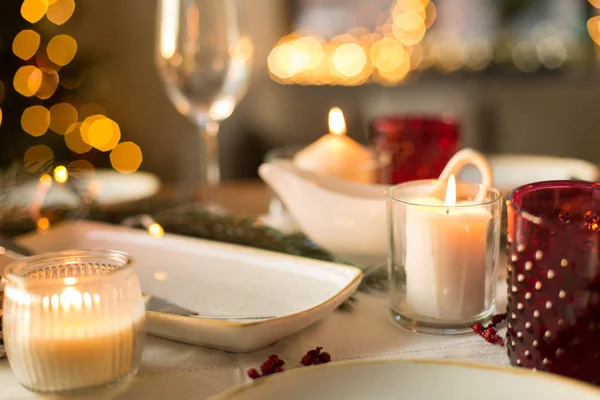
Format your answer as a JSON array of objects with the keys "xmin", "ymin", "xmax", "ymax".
[{"xmin": 259, "ymin": 160, "xmax": 389, "ymax": 266}]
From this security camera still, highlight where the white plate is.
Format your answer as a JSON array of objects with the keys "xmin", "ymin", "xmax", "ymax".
[
  {"xmin": 208, "ymin": 359, "xmax": 600, "ymax": 400},
  {"xmin": 16, "ymin": 221, "xmax": 362, "ymax": 352},
  {"xmin": 460, "ymin": 155, "xmax": 599, "ymax": 197},
  {"xmin": 72, "ymin": 169, "xmax": 161, "ymax": 207}
]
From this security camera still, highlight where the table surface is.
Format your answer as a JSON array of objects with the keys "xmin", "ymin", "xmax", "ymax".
[{"xmin": 0, "ymin": 181, "xmax": 511, "ymax": 400}]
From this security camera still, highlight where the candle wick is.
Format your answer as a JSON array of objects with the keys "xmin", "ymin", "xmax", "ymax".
[{"xmin": 446, "ymin": 209, "xmax": 450, "ymax": 215}]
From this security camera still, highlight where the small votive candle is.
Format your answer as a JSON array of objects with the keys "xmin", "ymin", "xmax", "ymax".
[
  {"xmin": 2, "ymin": 250, "xmax": 146, "ymax": 395},
  {"xmin": 387, "ymin": 177, "xmax": 501, "ymax": 334}
]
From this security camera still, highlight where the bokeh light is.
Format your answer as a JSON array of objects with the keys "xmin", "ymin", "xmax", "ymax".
[
  {"xmin": 110, "ymin": 142, "xmax": 143, "ymax": 174},
  {"xmin": 34, "ymin": 69, "xmax": 59, "ymax": 100},
  {"xmin": 13, "ymin": 66, "xmax": 43, "ymax": 97},
  {"xmin": 67, "ymin": 159, "xmax": 95, "ymax": 177},
  {"xmin": 46, "ymin": 34, "xmax": 77, "ymax": 66},
  {"xmin": 46, "ymin": 0, "xmax": 75, "ymax": 25},
  {"xmin": 53, "ymin": 165, "xmax": 68, "ymax": 183},
  {"xmin": 86, "ymin": 116, "xmax": 121, "ymax": 151},
  {"xmin": 24, "ymin": 145, "xmax": 54, "ymax": 174},
  {"xmin": 12, "ymin": 30, "xmax": 41, "ymax": 61},
  {"xmin": 21, "ymin": 105, "xmax": 50, "ymax": 137},
  {"xmin": 21, "ymin": 0, "xmax": 48, "ymax": 23},
  {"xmin": 64, "ymin": 123, "xmax": 92, "ymax": 154},
  {"xmin": 0, "ymin": 109, "xmax": 3, "ymax": 127},
  {"xmin": 148, "ymin": 223, "xmax": 164, "ymax": 237},
  {"xmin": 36, "ymin": 217, "xmax": 50, "ymax": 232},
  {"xmin": 267, "ymin": 0, "xmax": 433, "ymax": 86},
  {"xmin": 49, "ymin": 103, "xmax": 78, "ymax": 135}
]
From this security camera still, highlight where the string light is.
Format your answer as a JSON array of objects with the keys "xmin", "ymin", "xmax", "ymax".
[
  {"xmin": 53, "ymin": 165, "xmax": 68, "ymax": 183},
  {"xmin": 267, "ymin": 0, "xmax": 433, "ymax": 86},
  {"xmin": 21, "ymin": 0, "xmax": 48, "ymax": 24},
  {"xmin": 64, "ymin": 123, "xmax": 92, "ymax": 154},
  {"xmin": 13, "ymin": 66, "xmax": 43, "ymax": 97},
  {"xmin": 46, "ymin": 0, "xmax": 76, "ymax": 25},
  {"xmin": 49, "ymin": 103, "xmax": 78, "ymax": 135},
  {"xmin": 46, "ymin": 34, "xmax": 77, "ymax": 66}
]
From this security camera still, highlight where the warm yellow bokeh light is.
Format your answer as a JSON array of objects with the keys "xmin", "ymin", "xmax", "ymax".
[
  {"xmin": 21, "ymin": 105, "xmax": 50, "ymax": 137},
  {"xmin": 588, "ymin": 17, "xmax": 600, "ymax": 46},
  {"xmin": 87, "ymin": 117, "xmax": 121, "ymax": 151},
  {"xmin": 371, "ymin": 38, "xmax": 407, "ymax": 73},
  {"xmin": 0, "ymin": 109, "xmax": 2, "ymax": 127},
  {"xmin": 24, "ymin": 145, "xmax": 54, "ymax": 174},
  {"xmin": 148, "ymin": 223, "xmax": 164, "ymax": 237},
  {"xmin": 294, "ymin": 36, "xmax": 324, "ymax": 71},
  {"xmin": 46, "ymin": 34, "xmax": 78, "ymax": 66},
  {"xmin": 78, "ymin": 103, "xmax": 107, "ymax": 119},
  {"xmin": 39, "ymin": 173, "xmax": 53, "ymax": 187},
  {"xmin": 64, "ymin": 123, "xmax": 92, "ymax": 154},
  {"xmin": 21, "ymin": 0, "xmax": 48, "ymax": 23},
  {"xmin": 14, "ymin": 66, "xmax": 43, "ymax": 97},
  {"xmin": 80, "ymin": 114, "xmax": 105, "ymax": 144},
  {"xmin": 53, "ymin": 165, "xmax": 68, "ymax": 183},
  {"xmin": 110, "ymin": 142, "xmax": 143, "ymax": 174},
  {"xmin": 46, "ymin": 0, "xmax": 75, "ymax": 25},
  {"xmin": 37, "ymin": 217, "xmax": 50, "ymax": 232},
  {"xmin": 331, "ymin": 43, "xmax": 367, "ymax": 77},
  {"xmin": 590, "ymin": 0, "xmax": 600, "ymax": 8},
  {"xmin": 267, "ymin": 42, "xmax": 303, "ymax": 79},
  {"xmin": 67, "ymin": 159, "xmax": 95, "ymax": 177},
  {"xmin": 34, "ymin": 69, "xmax": 59, "ymax": 100},
  {"xmin": 12, "ymin": 30, "xmax": 41, "ymax": 61},
  {"xmin": 49, "ymin": 103, "xmax": 78, "ymax": 135}
]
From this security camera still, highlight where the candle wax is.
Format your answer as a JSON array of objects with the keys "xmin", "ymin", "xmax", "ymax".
[
  {"xmin": 404, "ymin": 196, "xmax": 492, "ymax": 320},
  {"xmin": 293, "ymin": 133, "xmax": 374, "ymax": 183}
]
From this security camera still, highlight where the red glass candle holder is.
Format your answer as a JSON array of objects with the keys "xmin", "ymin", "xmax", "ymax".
[
  {"xmin": 368, "ymin": 115, "xmax": 460, "ymax": 184},
  {"xmin": 507, "ymin": 180, "xmax": 600, "ymax": 385}
]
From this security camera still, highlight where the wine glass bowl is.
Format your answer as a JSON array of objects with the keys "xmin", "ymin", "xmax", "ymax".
[{"xmin": 156, "ymin": 0, "xmax": 253, "ymax": 204}]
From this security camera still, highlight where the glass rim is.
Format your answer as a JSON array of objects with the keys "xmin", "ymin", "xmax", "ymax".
[
  {"xmin": 386, "ymin": 179, "xmax": 502, "ymax": 208},
  {"xmin": 369, "ymin": 113, "xmax": 460, "ymax": 125},
  {"xmin": 3, "ymin": 249, "xmax": 135, "ymax": 287},
  {"xmin": 508, "ymin": 179, "xmax": 600, "ymax": 230}
]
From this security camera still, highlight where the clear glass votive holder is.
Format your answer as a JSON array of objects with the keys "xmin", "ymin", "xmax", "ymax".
[
  {"xmin": 507, "ymin": 181, "xmax": 600, "ymax": 385},
  {"xmin": 2, "ymin": 250, "xmax": 146, "ymax": 396},
  {"xmin": 387, "ymin": 180, "xmax": 502, "ymax": 334}
]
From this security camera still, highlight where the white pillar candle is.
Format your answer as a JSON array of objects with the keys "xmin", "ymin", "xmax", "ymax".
[
  {"xmin": 404, "ymin": 175, "xmax": 491, "ymax": 320},
  {"xmin": 293, "ymin": 107, "xmax": 375, "ymax": 183}
]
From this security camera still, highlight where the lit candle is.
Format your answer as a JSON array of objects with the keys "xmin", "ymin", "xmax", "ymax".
[
  {"xmin": 3, "ymin": 250, "xmax": 145, "ymax": 394},
  {"xmin": 293, "ymin": 107, "xmax": 375, "ymax": 183},
  {"xmin": 404, "ymin": 175, "xmax": 492, "ymax": 320}
]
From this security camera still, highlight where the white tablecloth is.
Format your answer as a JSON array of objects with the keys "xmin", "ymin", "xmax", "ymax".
[{"xmin": 0, "ymin": 281, "xmax": 510, "ymax": 400}]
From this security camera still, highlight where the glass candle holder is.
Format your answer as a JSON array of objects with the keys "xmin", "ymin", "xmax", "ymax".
[
  {"xmin": 507, "ymin": 181, "xmax": 600, "ymax": 385},
  {"xmin": 387, "ymin": 179, "xmax": 501, "ymax": 334},
  {"xmin": 369, "ymin": 115, "xmax": 460, "ymax": 184},
  {"xmin": 2, "ymin": 250, "xmax": 146, "ymax": 396}
]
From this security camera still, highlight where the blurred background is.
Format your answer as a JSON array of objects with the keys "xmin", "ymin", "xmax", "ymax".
[{"xmin": 2, "ymin": 0, "xmax": 600, "ymax": 184}]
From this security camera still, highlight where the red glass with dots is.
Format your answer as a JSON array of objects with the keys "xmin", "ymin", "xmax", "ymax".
[
  {"xmin": 368, "ymin": 115, "xmax": 460, "ymax": 184},
  {"xmin": 507, "ymin": 181, "xmax": 600, "ymax": 385}
]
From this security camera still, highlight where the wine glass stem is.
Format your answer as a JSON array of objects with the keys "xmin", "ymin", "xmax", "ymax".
[{"xmin": 199, "ymin": 120, "xmax": 221, "ymax": 205}]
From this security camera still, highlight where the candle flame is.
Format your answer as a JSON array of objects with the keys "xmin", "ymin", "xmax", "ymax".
[
  {"xmin": 444, "ymin": 174, "xmax": 456, "ymax": 207},
  {"xmin": 328, "ymin": 107, "xmax": 346, "ymax": 136}
]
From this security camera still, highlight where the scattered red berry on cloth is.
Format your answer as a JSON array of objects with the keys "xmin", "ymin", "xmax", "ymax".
[
  {"xmin": 472, "ymin": 313, "xmax": 507, "ymax": 346},
  {"xmin": 247, "ymin": 348, "xmax": 332, "ymax": 379}
]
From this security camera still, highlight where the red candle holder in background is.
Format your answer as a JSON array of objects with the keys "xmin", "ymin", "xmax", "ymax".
[
  {"xmin": 507, "ymin": 181, "xmax": 600, "ymax": 385},
  {"xmin": 368, "ymin": 115, "xmax": 459, "ymax": 184}
]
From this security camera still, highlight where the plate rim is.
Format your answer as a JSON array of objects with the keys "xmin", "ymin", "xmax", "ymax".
[
  {"xmin": 207, "ymin": 358, "xmax": 600, "ymax": 399},
  {"xmin": 18, "ymin": 220, "xmax": 364, "ymax": 328}
]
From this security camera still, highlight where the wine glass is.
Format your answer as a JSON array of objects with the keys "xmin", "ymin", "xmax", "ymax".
[{"xmin": 155, "ymin": 0, "xmax": 253, "ymax": 208}]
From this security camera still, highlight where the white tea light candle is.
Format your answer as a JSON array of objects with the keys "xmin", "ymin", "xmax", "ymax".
[
  {"xmin": 387, "ymin": 148, "xmax": 501, "ymax": 334},
  {"xmin": 293, "ymin": 107, "xmax": 375, "ymax": 183},
  {"xmin": 3, "ymin": 250, "xmax": 145, "ymax": 395},
  {"xmin": 404, "ymin": 175, "xmax": 492, "ymax": 319}
]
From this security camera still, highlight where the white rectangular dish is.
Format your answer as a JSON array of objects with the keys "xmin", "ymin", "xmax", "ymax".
[{"xmin": 16, "ymin": 221, "xmax": 362, "ymax": 352}]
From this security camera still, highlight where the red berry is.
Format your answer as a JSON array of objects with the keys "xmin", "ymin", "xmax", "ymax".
[
  {"xmin": 472, "ymin": 322, "xmax": 484, "ymax": 334},
  {"xmin": 318, "ymin": 352, "xmax": 331, "ymax": 363},
  {"xmin": 300, "ymin": 355, "xmax": 313, "ymax": 366},
  {"xmin": 273, "ymin": 366, "xmax": 284, "ymax": 373},
  {"xmin": 247, "ymin": 368, "xmax": 260, "ymax": 379}
]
